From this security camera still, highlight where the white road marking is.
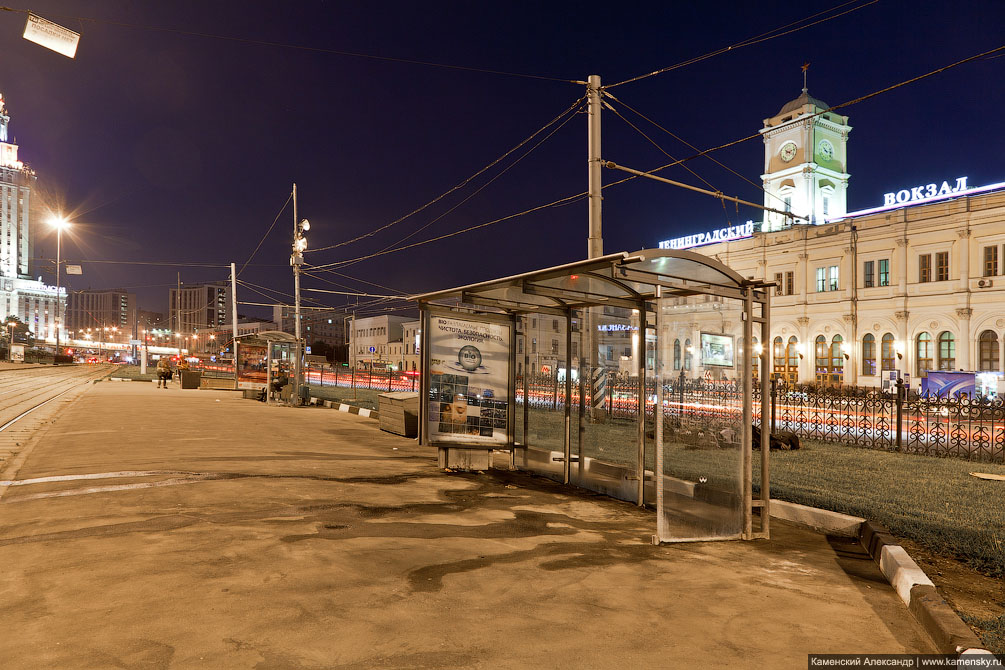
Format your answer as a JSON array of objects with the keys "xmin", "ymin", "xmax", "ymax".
[
  {"xmin": 3, "ymin": 476, "xmax": 213, "ymax": 502},
  {"xmin": 0, "ymin": 470, "xmax": 196, "ymax": 487}
]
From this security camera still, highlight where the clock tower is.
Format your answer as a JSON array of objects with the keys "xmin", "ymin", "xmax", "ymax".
[{"xmin": 760, "ymin": 88, "xmax": 851, "ymax": 230}]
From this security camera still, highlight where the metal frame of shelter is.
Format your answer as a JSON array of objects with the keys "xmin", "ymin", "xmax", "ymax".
[
  {"xmin": 234, "ymin": 330, "xmax": 297, "ymax": 398},
  {"xmin": 415, "ymin": 249, "xmax": 773, "ymax": 541}
]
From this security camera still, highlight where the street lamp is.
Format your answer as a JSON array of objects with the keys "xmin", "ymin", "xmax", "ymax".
[{"xmin": 48, "ymin": 216, "xmax": 71, "ymax": 362}]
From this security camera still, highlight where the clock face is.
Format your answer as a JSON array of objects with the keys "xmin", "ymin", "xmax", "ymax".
[
  {"xmin": 779, "ymin": 142, "xmax": 797, "ymax": 162},
  {"xmin": 818, "ymin": 139, "xmax": 835, "ymax": 161}
]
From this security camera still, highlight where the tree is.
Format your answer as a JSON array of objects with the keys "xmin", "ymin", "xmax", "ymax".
[
  {"xmin": 4, "ymin": 315, "xmax": 33, "ymax": 346},
  {"xmin": 310, "ymin": 340, "xmax": 335, "ymax": 362}
]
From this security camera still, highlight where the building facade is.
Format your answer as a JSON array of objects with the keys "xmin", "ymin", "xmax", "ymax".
[
  {"xmin": 349, "ymin": 314, "xmax": 412, "ymax": 369},
  {"xmin": 169, "ymin": 282, "xmax": 231, "ymax": 335},
  {"xmin": 0, "ymin": 91, "xmax": 64, "ymax": 341},
  {"xmin": 658, "ymin": 88, "xmax": 1005, "ymax": 389},
  {"xmin": 67, "ymin": 289, "xmax": 138, "ymax": 340},
  {"xmin": 272, "ymin": 305, "xmax": 347, "ymax": 357}
]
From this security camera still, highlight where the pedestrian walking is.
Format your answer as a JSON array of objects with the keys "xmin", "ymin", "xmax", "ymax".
[{"xmin": 156, "ymin": 357, "xmax": 172, "ymax": 388}]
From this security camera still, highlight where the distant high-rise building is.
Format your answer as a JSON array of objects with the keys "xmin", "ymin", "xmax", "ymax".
[
  {"xmin": 66, "ymin": 289, "xmax": 137, "ymax": 339},
  {"xmin": 0, "ymin": 91, "xmax": 64, "ymax": 341},
  {"xmin": 169, "ymin": 282, "xmax": 230, "ymax": 335}
]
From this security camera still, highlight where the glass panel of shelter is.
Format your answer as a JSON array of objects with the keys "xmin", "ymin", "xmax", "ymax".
[{"xmin": 656, "ymin": 293, "xmax": 745, "ymax": 541}]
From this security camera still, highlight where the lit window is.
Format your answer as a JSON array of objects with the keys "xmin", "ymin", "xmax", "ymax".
[
  {"xmin": 919, "ymin": 254, "xmax": 932, "ymax": 283},
  {"xmin": 816, "ymin": 267, "xmax": 826, "ymax": 292},
  {"xmin": 828, "ymin": 265, "xmax": 839, "ymax": 291},
  {"xmin": 878, "ymin": 259, "xmax": 890, "ymax": 287},
  {"xmin": 935, "ymin": 252, "xmax": 949, "ymax": 282}
]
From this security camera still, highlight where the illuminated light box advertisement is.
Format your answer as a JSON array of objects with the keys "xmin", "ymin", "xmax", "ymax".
[
  {"xmin": 700, "ymin": 332, "xmax": 734, "ymax": 368},
  {"xmin": 427, "ymin": 316, "xmax": 511, "ymax": 446}
]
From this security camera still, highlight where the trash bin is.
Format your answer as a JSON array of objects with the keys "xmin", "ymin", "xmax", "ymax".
[
  {"xmin": 378, "ymin": 391, "xmax": 419, "ymax": 437},
  {"xmin": 180, "ymin": 370, "xmax": 202, "ymax": 389}
]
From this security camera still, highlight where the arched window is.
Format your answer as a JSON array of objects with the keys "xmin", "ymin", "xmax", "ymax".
[
  {"xmin": 787, "ymin": 336, "xmax": 799, "ymax": 370},
  {"xmin": 862, "ymin": 333, "xmax": 876, "ymax": 375},
  {"xmin": 881, "ymin": 333, "xmax": 896, "ymax": 371},
  {"xmin": 814, "ymin": 335, "xmax": 828, "ymax": 383},
  {"xmin": 937, "ymin": 331, "xmax": 955, "ymax": 371},
  {"xmin": 673, "ymin": 339, "xmax": 681, "ymax": 371},
  {"xmin": 979, "ymin": 330, "xmax": 999, "ymax": 371},
  {"xmin": 916, "ymin": 332, "xmax": 933, "ymax": 377},
  {"xmin": 830, "ymin": 334, "xmax": 844, "ymax": 384},
  {"xmin": 684, "ymin": 338, "xmax": 692, "ymax": 371}
]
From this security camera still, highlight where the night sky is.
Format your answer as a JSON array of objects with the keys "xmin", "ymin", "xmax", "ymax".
[{"xmin": 2, "ymin": 1, "xmax": 1002, "ymax": 320}]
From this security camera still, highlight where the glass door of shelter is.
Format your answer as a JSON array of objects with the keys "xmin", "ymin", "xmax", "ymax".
[{"xmin": 656, "ymin": 295, "xmax": 745, "ymax": 541}]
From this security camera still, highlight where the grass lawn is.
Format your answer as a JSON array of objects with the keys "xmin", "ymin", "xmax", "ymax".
[{"xmin": 521, "ymin": 406, "xmax": 1005, "ymax": 578}]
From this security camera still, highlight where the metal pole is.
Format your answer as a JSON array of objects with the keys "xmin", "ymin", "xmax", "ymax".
[
  {"xmin": 55, "ymin": 227, "xmax": 61, "ymax": 361},
  {"xmin": 742, "ymin": 289, "xmax": 754, "ymax": 539},
  {"xmin": 586, "ymin": 75, "xmax": 603, "ymax": 421},
  {"xmin": 292, "ymin": 183, "xmax": 302, "ymax": 406},
  {"xmin": 760, "ymin": 288, "xmax": 772, "ymax": 538},
  {"xmin": 563, "ymin": 309, "xmax": 572, "ymax": 485},
  {"xmin": 231, "ymin": 262, "xmax": 239, "ymax": 390},
  {"xmin": 895, "ymin": 377, "xmax": 905, "ymax": 452},
  {"xmin": 637, "ymin": 302, "xmax": 646, "ymax": 506},
  {"xmin": 587, "ymin": 74, "xmax": 603, "ymax": 260},
  {"xmin": 654, "ymin": 287, "xmax": 665, "ymax": 543}
]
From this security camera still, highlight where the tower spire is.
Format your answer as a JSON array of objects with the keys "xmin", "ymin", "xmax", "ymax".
[{"xmin": 801, "ymin": 62, "xmax": 810, "ymax": 93}]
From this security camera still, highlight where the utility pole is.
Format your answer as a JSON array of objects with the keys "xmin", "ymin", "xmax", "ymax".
[
  {"xmin": 587, "ymin": 74, "xmax": 603, "ymax": 260},
  {"xmin": 176, "ymin": 272, "xmax": 182, "ymax": 356},
  {"xmin": 586, "ymin": 74, "xmax": 604, "ymax": 420},
  {"xmin": 231, "ymin": 262, "xmax": 239, "ymax": 390},
  {"xmin": 291, "ymin": 183, "xmax": 310, "ymax": 406}
]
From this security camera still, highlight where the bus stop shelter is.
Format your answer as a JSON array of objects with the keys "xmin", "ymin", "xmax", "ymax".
[
  {"xmin": 233, "ymin": 330, "xmax": 297, "ymax": 397},
  {"xmin": 414, "ymin": 249, "xmax": 773, "ymax": 543}
]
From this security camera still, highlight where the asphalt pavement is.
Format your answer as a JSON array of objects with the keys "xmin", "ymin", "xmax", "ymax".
[{"xmin": 0, "ymin": 380, "xmax": 935, "ymax": 669}]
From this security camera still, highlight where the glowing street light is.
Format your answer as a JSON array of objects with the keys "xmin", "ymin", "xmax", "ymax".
[{"xmin": 48, "ymin": 216, "xmax": 71, "ymax": 362}]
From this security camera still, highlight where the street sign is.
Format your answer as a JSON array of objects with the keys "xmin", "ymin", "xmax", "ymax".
[
  {"xmin": 305, "ymin": 346, "xmax": 312, "ymax": 354},
  {"xmin": 65, "ymin": 264, "xmax": 82, "ymax": 275},
  {"xmin": 129, "ymin": 339, "xmax": 141, "ymax": 345},
  {"xmin": 23, "ymin": 13, "xmax": 80, "ymax": 58},
  {"xmin": 368, "ymin": 346, "xmax": 376, "ymax": 353}
]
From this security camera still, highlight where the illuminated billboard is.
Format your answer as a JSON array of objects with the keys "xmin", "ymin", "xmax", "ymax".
[{"xmin": 700, "ymin": 332, "xmax": 734, "ymax": 368}]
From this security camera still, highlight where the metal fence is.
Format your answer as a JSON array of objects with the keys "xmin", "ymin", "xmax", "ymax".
[
  {"xmin": 519, "ymin": 372, "xmax": 1004, "ymax": 463},
  {"xmin": 303, "ymin": 364, "xmax": 419, "ymax": 393}
]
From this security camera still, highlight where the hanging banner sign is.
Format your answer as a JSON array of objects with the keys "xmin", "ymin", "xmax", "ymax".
[
  {"xmin": 657, "ymin": 221, "xmax": 754, "ymax": 250},
  {"xmin": 427, "ymin": 316, "xmax": 510, "ymax": 446},
  {"xmin": 23, "ymin": 13, "xmax": 80, "ymax": 59}
]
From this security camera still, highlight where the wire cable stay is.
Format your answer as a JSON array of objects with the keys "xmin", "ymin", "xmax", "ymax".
[
  {"xmin": 307, "ymin": 95, "xmax": 586, "ymax": 254},
  {"xmin": 607, "ymin": 0, "xmax": 878, "ymax": 89},
  {"xmin": 0, "ymin": 6, "xmax": 577, "ymax": 84}
]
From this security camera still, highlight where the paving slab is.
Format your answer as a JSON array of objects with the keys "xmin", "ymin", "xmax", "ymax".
[{"xmin": 0, "ymin": 382, "xmax": 934, "ymax": 669}]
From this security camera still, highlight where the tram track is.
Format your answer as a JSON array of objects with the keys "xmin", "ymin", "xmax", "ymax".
[{"xmin": 0, "ymin": 365, "xmax": 112, "ymax": 488}]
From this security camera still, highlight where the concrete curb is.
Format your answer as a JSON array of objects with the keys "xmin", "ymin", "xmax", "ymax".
[
  {"xmin": 859, "ymin": 520, "xmax": 989, "ymax": 655},
  {"xmin": 320, "ymin": 399, "xmax": 378, "ymax": 420}
]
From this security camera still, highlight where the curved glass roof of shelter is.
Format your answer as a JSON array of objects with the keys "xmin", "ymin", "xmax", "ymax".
[{"xmin": 414, "ymin": 248, "xmax": 768, "ymax": 315}]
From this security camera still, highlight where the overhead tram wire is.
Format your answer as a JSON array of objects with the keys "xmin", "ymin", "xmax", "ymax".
[
  {"xmin": 239, "ymin": 192, "xmax": 292, "ymax": 276},
  {"xmin": 606, "ymin": 0, "xmax": 878, "ymax": 90},
  {"xmin": 306, "ymin": 95, "xmax": 586, "ymax": 255},
  {"xmin": 600, "ymin": 43, "xmax": 1005, "ymax": 191},
  {"xmin": 0, "ymin": 6, "xmax": 577, "ymax": 85},
  {"xmin": 327, "ymin": 99, "xmax": 585, "ymax": 269},
  {"xmin": 307, "ymin": 191, "xmax": 587, "ymax": 270},
  {"xmin": 604, "ymin": 91, "xmax": 788, "ymax": 209},
  {"xmin": 306, "ymin": 44, "xmax": 1004, "ymax": 271}
]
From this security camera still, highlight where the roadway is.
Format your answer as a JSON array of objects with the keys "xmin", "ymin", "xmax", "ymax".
[{"xmin": 0, "ymin": 380, "xmax": 935, "ymax": 668}]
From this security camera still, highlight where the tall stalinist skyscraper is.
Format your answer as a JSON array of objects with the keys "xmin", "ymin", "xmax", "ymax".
[{"xmin": 0, "ymin": 91, "xmax": 64, "ymax": 344}]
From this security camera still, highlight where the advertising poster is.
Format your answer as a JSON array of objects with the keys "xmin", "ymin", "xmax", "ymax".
[
  {"xmin": 427, "ymin": 316, "xmax": 510, "ymax": 445},
  {"xmin": 700, "ymin": 332, "xmax": 734, "ymax": 368}
]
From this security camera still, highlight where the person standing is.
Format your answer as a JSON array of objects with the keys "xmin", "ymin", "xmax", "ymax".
[{"xmin": 156, "ymin": 357, "xmax": 172, "ymax": 389}]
